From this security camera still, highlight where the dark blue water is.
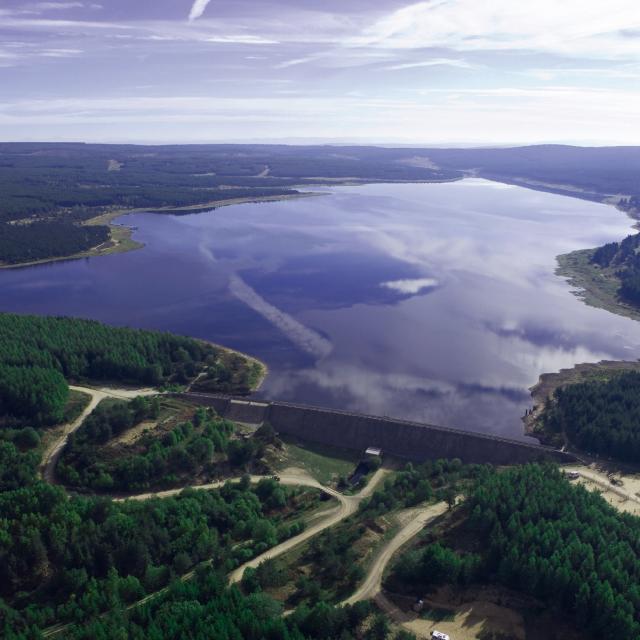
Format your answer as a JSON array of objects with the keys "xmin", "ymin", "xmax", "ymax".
[{"xmin": 2, "ymin": 180, "xmax": 639, "ymax": 439}]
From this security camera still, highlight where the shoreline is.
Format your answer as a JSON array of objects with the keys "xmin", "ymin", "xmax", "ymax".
[
  {"xmin": 554, "ymin": 199, "xmax": 640, "ymax": 323},
  {"xmin": 0, "ymin": 177, "xmax": 465, "ymax": 271},
  {"xmin": 0, "ymin": 191, "xmax": 323, "ymax": 271},
  {"xmin": 524, "ymin": 360, "xmax": 640, "ymax": 446},
  {"xmin": 525, "ymin": 196, "xmax": 640, "ymax": 445},
  {"xmin": 197, "ymin": 338, "xmax": 269, "ymax": 394}
]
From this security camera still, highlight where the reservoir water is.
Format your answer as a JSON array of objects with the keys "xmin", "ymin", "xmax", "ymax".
[{"xmin": 2, "ymin": 179, "xmax": 639, "ymax": 440}]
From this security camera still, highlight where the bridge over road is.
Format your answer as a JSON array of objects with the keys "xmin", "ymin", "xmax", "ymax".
[{"xmin": 179, "ymin": 392, "xmax": 576, "ymax": 466}]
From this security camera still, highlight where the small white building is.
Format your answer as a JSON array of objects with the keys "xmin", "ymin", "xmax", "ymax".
[{"xmin": 431, "ymin": 632, "xmax": 450, "ymax": 640}]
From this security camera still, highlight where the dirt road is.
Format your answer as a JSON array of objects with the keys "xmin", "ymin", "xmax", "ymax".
[
  {"xmin": 113, "ymin": 467, "xmax": 389, "ymax": 584},
  {"xmin": 564, "ymin": 464, "xmax": 640, "ymax": 514},
  {"xmin": 228, "ymin": 469, "xmax": 388, "ymax": 584},
  {"xmin": 342, "ymin": 502, "xmax": 447, "ymax": 606},
  {"xmin": 40, "ymin": 385, "xmax": 157, "ymax": 484}
]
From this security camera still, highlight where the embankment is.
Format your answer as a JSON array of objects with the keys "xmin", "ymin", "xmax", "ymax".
[{"xmin": 180, "ymin": 393, "xmax": 575, "ymax": 466}]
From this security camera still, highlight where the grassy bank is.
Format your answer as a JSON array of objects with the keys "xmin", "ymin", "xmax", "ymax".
[{"xmin": 555, "ymin": 248, "xmax": 640, "ymax": 321}]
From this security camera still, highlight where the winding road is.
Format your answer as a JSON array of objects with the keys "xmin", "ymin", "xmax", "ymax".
[{"xmin": 41, "ymin": 386, "xmax": 447, "ymax": 637}]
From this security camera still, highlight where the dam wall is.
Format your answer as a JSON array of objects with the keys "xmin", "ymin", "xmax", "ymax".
[{"xmin": 180, "ymin": 393, "xmax": 575, "ymax": 465}]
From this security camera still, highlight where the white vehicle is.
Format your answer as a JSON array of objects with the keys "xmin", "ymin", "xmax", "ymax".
[{"xmin": 431, "ymin": 632, "xmax": 450, "ymax": 640}]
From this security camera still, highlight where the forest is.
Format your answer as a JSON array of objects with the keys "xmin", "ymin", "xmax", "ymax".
[
  {"xmin": 37, "ymin": 569, "xmax": 402, "ymax": 640},
  {"xmin": 0, "ymin": 221, "xmax": 109, "ymax": 264},
  {"xmin": 538, "ymin": 370, "xmax": 640, "ymax": 461},
  {"xmin": 0, "ymin": 313, "xmax": 258, "ymax": 426},
  {"xmin": 591, "ymin": 232, "xmax": 640, "ymax": 306},
  {"xmin": 0, "ymin": 469, "xmax": 321, "ymax": 637},
  {"xmin": 389, "ymin": 464, "xmax": 640, "ymax": 638}
]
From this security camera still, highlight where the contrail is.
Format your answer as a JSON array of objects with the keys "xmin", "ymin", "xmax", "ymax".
[
  {"xmin": 189, "ymin": 0, "xmax": 212, "ymax": 21},
  {"xmin": 229, "ymin": 274, "xmax": 333, "ymax": 360}
]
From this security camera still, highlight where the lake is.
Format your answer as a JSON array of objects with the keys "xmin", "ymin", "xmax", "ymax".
[{"xmin": 2, "ymin": 179, "xmax": 639, "ymax": 440}]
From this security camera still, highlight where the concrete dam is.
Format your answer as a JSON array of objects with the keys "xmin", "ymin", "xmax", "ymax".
[{"xmin": 180, "ymin": 392, "xmax": 575, "ymax": 466}]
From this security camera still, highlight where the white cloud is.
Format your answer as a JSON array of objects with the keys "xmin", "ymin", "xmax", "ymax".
[
  {"xmin": 355, "ymin": 0, "xmax": 640, "ymax": 59},
  {"xmin": 385, "ymin": 57, "xmax": 475, "ymax": 71},
  {"xmin": 188, "ymin": 0, "xmax": 212, "ymax": 22},
  {"xmin": 205, "ymin": 35, "xmax": 279, "ymax": 45},
  {"xmin": 32, "ymin": 2, "xmax": 85, "ymax": 10},
  {"xmin": 0, "ymin": 87, "xmax": 638, "ymax": 146},
  {"xmin": 275, "ymin": 56, "xmax": 319, "ymax": 69},
  {"xmin": 382, "ymin": 278, "xmax": 439, "ymax": 294},
  {"xmin": 38, "ymin": 48, "xmax": 83, "ymax": 57}
]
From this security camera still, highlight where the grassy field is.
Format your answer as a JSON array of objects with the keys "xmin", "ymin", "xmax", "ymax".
[{"xmin": 273, "ymin": 438, "xmax": 360, "ymax": 485}]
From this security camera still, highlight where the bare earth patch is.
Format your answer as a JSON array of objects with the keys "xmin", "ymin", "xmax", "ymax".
[
  {"xmin": 564, "ymin": 464, "xmax": 640, "ymax": 515},
  {"xmin": 389, "ymin": 584, "xmax": 582, "ymax": 640}
]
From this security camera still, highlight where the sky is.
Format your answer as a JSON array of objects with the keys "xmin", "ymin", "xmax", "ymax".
[{"xmin": 0, "ymin": 0, "xmax": 639, "ymax": 145}]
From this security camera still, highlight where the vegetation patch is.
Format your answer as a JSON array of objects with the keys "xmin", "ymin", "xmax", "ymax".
[
  {"xmin": 271, "ymin": 437, "xmax": 361, "ymax": 486},
  {"xmin": 245, "ymin": 459, "xmax": 477, "ymax": 607},
  {"xmin": 556, "ymin": 221, "xmax": 640, "ymax": 324},
  {"xmin": 58, "ymin": 399, "xmax": 283, "ymax": 492}
]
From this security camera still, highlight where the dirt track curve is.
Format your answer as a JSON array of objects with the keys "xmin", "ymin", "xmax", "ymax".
[
  {"xmin": 342, "ymin": 501, "xmax": 448, "ymax": 606},
  {"xmin": 39, "ymin": 385, "xmax": 157, "ymax": 484}
]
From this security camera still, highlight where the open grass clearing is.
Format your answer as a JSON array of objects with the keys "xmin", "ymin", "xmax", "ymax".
[{"xmin": 271, "ymin": 437, "xmax": 360, "ymax": 485}]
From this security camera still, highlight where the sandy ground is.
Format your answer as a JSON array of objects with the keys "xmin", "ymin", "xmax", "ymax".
[
  {"xmin": 563, "ymin": 464, "xmax": 640, "ymax": 515},
  {"xmin": 401, "ymin": 595, "xmax": 526, "ymax": 640},
  {"xmin": 107, "ymin": 420, "xmax": 159, "ymax": 447}
]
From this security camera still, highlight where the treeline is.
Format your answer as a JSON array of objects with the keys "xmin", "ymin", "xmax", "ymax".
[
  {"xmin": 0, "ymin": 364, "xmax": 68, "ymax": 426},
  {"xmin": 0, "ymin": 439, "xmax": 40, "ymax": 491},
  {"xmin": 591, "ymin": 233, "xmax": 640, "ymax": 306},
  {"xmin": 391, "ymin": 464, "xmax": 640, "ymax": 638},
  {"xmin": 0, "ymin": 476, "xmax": 315, "ymax": 635},
  {"xmin": 31, "ymin": 568, "xmax": 406, "ymax": 640},
  {"xmin": 58, "ymin": 402, "xmax": 276, "ymax": 493},
  {"xmin": 540, "ymin": 370, "xmax": 640, "ymax": 461},
  {"xmin": 0, "ymin": 313, "xmax": 254, "ymax": 425},
  {"xmin": 360, "ymin": 458, "xmax": 477, "ymax": 516},
  {"xmin": 394, "ymin": 542, "xmax": 482, "ymax": 589},
  {"xmin": 0, "ymin": 221, "xmax": 109, "ymax": 264}
]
